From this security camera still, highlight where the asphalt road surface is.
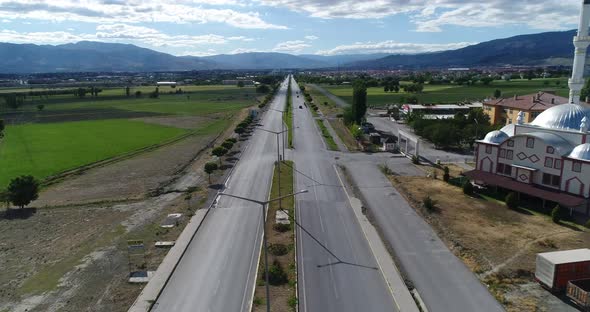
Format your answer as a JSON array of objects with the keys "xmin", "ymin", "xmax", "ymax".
[
  {"xmin": 343, "ymin": 161, "xmax": 505, "ymax": 312},
  {"xmin": 367, "ymin": 116, "xmax": 474, "ymax": 164},
  {"xmin": 291, "ymin": 78, "xmax": 398, "ymax": 312},
  {"xmin": 152, "ymin": 78, "xmax": 290, "ymax": 312}
]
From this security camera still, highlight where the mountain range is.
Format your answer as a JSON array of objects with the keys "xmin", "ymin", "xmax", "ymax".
[{"xmin": 0, "ymin": 30, "xmax": 579, "ymax": 73}]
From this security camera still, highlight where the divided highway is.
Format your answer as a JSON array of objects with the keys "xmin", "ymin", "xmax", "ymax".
[
  {"xmin": 291, "ymin": 77, "xmax": 399, "ymax": 312},
  {"xmin": 152, "ymin": 78, "xmax": 290, "ymax": 311}
]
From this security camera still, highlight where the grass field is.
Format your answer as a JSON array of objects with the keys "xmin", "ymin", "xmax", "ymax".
[
  {"xmin": 323, "ymin": 78, "xmax": 569, "ymax": 106},
  {"xmin": 1, "ymin": 85, "xmax": 257, "ymax": 116},
  {"xmin": 0, "ymin": 119, "xmax": 187, "ymax": 188}
]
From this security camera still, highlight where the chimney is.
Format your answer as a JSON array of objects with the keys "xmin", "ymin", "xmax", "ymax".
[
  {"xmin": 551, "ymin": 98, "xmax": 555, "ymax": 104},
  {"xmin": 514, "ymin": 95, "xmax": 518, "ymax": 100}
]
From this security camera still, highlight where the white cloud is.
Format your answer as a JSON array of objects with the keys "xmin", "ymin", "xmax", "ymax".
[
  {"xmin": 304, "ymin": 35, "xmax": 318, "ymax": 40},
  {"xmin": 273, "ymin": 40, "xmax": 311, "ymax": 52},
  {"xmin": 257, "ymin": 0, "xmax": 580, "ymax": 31},
  {"xmin": 229, "ymin": 48, "xmax": 263, "ymax": 54},
  {"xmin": 0, "ymin": 0, "xmax": 287, "ymax": 29},
  {"xmin": 0, "ymin": 24, "xmax": 256, "ymax": 52},
  {"xmin": 316, "ymin": 40, "xmax": 476, "ymax": 55}
]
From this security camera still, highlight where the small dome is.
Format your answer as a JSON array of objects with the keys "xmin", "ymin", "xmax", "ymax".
[
  {"xmin": 530, "ymin": 104, "xmax": 590, "ymax": 131},
  {"xmin": 500, "ymin": 124, "xmax": 515, "ymax": 136},
  {"xmin": 482, "ymin": 130, "xmax": 508, "ymax": 144},
  {"xmin": 569, "ymin": 143, "xmax": 590, "ymax": 160}
]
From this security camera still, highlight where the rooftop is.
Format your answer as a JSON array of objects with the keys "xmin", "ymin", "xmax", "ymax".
[
  {"xmin": 484, "ymin": 92, "xmax": 569, "ymax": 111},
  {"xmin": 538, "ymin": 248, "xmax": 590, "ymax": 265}
]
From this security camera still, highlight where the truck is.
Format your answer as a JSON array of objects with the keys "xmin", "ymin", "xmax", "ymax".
[{"xmin": 535, "ymin": 248, "xmax": 590, "ymax": 292}]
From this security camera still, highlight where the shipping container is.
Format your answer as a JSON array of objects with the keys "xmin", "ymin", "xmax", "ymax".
[
  {"xmin": 567, "ymin": 279, "xmax": 590, "ymax": 311},
  {"xmin": 535, "ymin": 249, "xmax": 590, "ymax": 291}
]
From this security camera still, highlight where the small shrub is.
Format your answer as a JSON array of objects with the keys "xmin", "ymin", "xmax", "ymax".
[
  {"xmin": 273, "ymin": 223, "xmax": 291, "ymax": 232},
  {"xmin": 253, "ymin": 297, "xmax": 263, "ymax": 306},
  {"xmin": 423, "ymin": 196, "xmax": 436, "ymax": 212},
  {"xmin": 462, "ymin": 181, "xmax": 474, "ymax": 196},
  {"xmin": 226, "ymin": 138, "xmax": 237, "ymax": 144},
  {"xmin": 443, "ymin": 166, "xmax": 450, "ymax": 182},
  {"xmin": 411, "ymin": 155, "xmax": 419, "ymax": 164},
  {"xmin": 288, "ymin": 296, "xmax": 298, "ymax": 309},
  {"xmin": 551, "ymin": 205, "xmax": 562, "ymax": 223},
  {"xmin": 221, "ymin": 141, "xmax": 233, "ymax": 150},
  {"xmin": 505, "ymin": 192, "xmax": 518, "ymax": 210},
  {"xmin": 268, "ymin": 243, "xmax": 289, "ymax": 256},
  {"xmin": 379, "ymin": 164, "xmax": 393, "ymax": 176},
  {"xmin": 267, "ymin": 260, "xmax": 289, "ymax": 285}
]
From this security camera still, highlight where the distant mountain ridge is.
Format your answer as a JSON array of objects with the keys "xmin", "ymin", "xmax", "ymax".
[
  {"xmin": 0, "ymin": 30, "xmax": 580, "ymax": 73},
  {"xmin": 348, "ymin": 30, "xmax": 577, "ymax": 69}
]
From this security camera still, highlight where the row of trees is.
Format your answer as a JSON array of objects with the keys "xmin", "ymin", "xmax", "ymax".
[{"xmin": 407, "ymin": 108, "xmax": 497, "ymax": 149}]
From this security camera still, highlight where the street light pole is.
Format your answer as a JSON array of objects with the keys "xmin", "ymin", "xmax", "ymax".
[
  {"xmin": 219, "ymin": 189, "xmax": 308, "ymax": 312},
  {"xmin": 269, "ymin": 108, "xmax": 287, "ymax": 161},
  {"xmin": 258, "ymin": 127, "xmax": 288, "ymax": 211}
]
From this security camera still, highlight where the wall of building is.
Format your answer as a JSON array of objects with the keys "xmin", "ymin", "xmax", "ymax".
[
  {"xmin": 476, "ymin": 142, "xmax": 498, "ymax": 173},
  {"xmin": 561, "ymin": 159, "xmax": 590, "ymax": 198}
]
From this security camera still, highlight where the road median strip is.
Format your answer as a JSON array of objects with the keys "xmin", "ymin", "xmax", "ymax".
[{"xmin": 252, "ymin": 160, "xmax": 297, "ymax": 311}]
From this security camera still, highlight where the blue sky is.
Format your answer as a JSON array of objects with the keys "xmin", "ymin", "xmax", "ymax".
[{"xmin": 0, "ymin": 0, "xmax": 583, "ymax": 56}]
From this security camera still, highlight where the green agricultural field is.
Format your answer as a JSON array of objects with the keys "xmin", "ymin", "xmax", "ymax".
[
  {"xmin": 323, "ymin": 78, "xmax": 570, "ymax": 106},
  {"xmin": 0, "ymin": 119, "xmax": 187, "ymax": 188},
  {"xmin": 0, "ymin": 85, "xmax": 258, "ymax": 116}
]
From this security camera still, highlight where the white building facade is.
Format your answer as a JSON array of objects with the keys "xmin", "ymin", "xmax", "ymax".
[{"xmin": 467, "ymin": 0, "xmax": 590, "ymax": 214}]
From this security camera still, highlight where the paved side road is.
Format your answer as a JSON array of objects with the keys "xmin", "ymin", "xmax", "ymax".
[{"xmin": 343, "ymin": 161, "xmax": 505, "ymax": 312}]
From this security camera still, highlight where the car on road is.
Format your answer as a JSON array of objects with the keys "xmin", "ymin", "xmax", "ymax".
[{"xmin": 299, "ymin": 105, "xmax": 303, "ymax": 109}]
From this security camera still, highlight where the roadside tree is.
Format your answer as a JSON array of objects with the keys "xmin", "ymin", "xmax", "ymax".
[
  {"xmin": 204, "ymin": 162, "xmax": 218, "ymax": 183},
  {"xmin": 237, "ymin": 81, "xmax": 245, "ymax": 88},
  {"xmin": 212, "ymin": 146, "xmax": 228, "ymax": 165},
  {"xmin": 351, "ymin": 80, "xmax": 367, "ymax": 124},
  {"xmin": 37, "ymin": 104, "xmax": 44, "ymax": 111},
  {"xmin": 221, "ymin": 141, "xmax": 234, "ymax": 150},
  {"xmin": 7, "ymin": 175, "xmax": 40, "ymax": 209}
]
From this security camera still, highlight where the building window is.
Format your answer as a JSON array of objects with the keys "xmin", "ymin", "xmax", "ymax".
[
  {"xmin": 542, "ymin": 173, "xmax": 560, "ymax": 187},
  {"xmin": 507, "ymin": 140, "xmax": 514, "ymax": 147},
  {"xmin": 573, "ymin": 161, "xmax": 582, "ymax": 173},
  {"xmin": 497, "ymin": 163, "xmax": 512, "ymax": 176},
  {"xmin": 554, "ymin": 159, "xmax": 562, "ymax": 170},
  {"xmin": 526, "ymin": 137, "xmax": 535, "ymax": 148},
  {"xmin": 499, "ymin": 149, "xmax": 506, "ymax": 158},
  {"xmin": 506, "ymin": 150, "xmax": 514, "ymax": 160},
  {"xmin": 544, "ymin": 157, "xmax": 553, "ymax": 168},
  {"xmin": 485, "ymin": 145, "xmax": 492, "ymax": 154},
  {"xmin": 546, "ymin": 146, "xmax": 554, "ymax": 154}
]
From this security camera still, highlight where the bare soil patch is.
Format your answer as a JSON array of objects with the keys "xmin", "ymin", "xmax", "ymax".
[{"xmin": 387, "ymin": 173, "xmax": 590, "ymax": 312}]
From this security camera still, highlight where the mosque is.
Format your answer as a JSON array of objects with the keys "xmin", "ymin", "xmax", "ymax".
[{"xmin": 465, "ymin": 0, "xmax": 590, "ymax": 214}]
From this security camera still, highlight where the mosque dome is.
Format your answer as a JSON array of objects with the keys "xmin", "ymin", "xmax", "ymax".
[
  {"xmin": 530, "ymin": 104, "xmax": 590, "ymax": 131},
  {"xmin": 482, "ymin": 130, "xmax": 509, "ymax": 144},
  {"xmin": 569, "ymin": 143, "xmax": 590, "ymax": 161}
]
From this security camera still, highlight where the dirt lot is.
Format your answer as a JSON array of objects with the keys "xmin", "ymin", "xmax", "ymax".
[{"xmin": 387, "ymin": 171, "xmax": 590, "ymax": 312}]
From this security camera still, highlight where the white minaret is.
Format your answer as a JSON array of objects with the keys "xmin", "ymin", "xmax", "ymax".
[{"xmin": 569, "ymin": 0, "xmax": 590, "ymax": 105}]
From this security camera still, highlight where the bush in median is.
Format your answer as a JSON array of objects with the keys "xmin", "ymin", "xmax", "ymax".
[
  {"xmin": 266, "ymin": 259, "xmax": 289, "ymax": 285},
  {"xmin": 268, "ymin": 243, "xmax": 289, "ymax": 256}
]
